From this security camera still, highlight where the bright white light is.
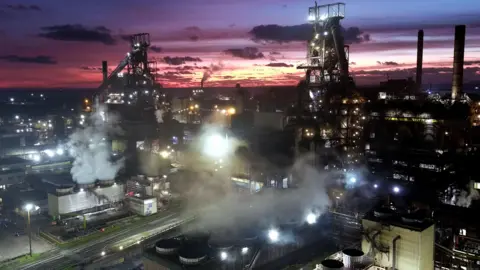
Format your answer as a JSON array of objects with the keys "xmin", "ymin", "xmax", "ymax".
[
  {"xmin": 323, "ymin": 31, "xmax": 328, "ymax": 36},
  {"xmin": 10, "ymin": 98, "xmax": 14, "ymax": 102},
  {"xmin": 25, "ymin": 203, "xmax": 33, "ymax": 211},
  {"xmin": 119, "ymin": 246, "xmax": 123, "ymax": 250},
  {"xmin": 268, "ymin": 229, "xmax": 279, "ymax": 242},
  {"xmin": 160, "ymin": 150, "xmax": 170, "ymax": 158},
  {"xmin": 306, "ymin": 213, "xmax": 317, "ymax": 225},
  {"xmin": 56, "ymin": 148, "xmax": 64, "ymax": 155},
  {"xmin": 374, "ymin": 184, "xmax": 378, "ymax": 189},
  {"xmin": 101, "ymin": 251, "xmax": 106, "ymax": 256},
  {"xmin": 14, "ymin": 115, "xmax": 19, "ymax": 120},
  {"xmin": 241, "ymin": 247, "xmax": 249, "ymax": 255},
  {"xmin": 393, "ymin": 186, "xmax": 400, "ymax": 193},
  {"xmin": 220, "ymin": 251, "xmax": 228, "ymax": 261},
  {"xmin": 203, "ymin": 133, "xmax": 229, "ymax": 158},
  {"xmin": 80, "ymin": 188, "xmax": 84, "ymax": 192},
  {"xmin": 44, "ymin": 149, "xmax": 55, "ymax": 158},
  {"xmin": 33, "ymin": 154, "xmax": 41, "ymax": 162},
  {"xmin": 349, "ymin": 177, "xmax": 357, "ymax": 183}
]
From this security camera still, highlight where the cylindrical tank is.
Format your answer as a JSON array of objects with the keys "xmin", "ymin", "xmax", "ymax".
[
  {"xmin": 77, "ymin": 183, "xmax": 95, "ymax": 190},
  {"xmin": 321, "ymin": 259, "xmax": 344, "ymax": 269},
  {"xmin": 342, "ymin": 248, "xmax": 364, "ymax": 268},
  {"xmin": 178, "ymin": 244, "xmax": 207, "ymax": 265},
  {"xmin": 98, "ymin": 179, "xmax": 115, "ymax": 187},
  {"xmin": 56, "ymin": 186, "xmax": 74, "ymax": 195},
  {"xmin": 155, "ymin": 238, "xmax": 181, "ymax": 255}
]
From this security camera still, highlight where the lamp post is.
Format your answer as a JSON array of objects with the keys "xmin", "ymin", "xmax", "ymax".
[{"xmin": 24, "ymin": 203, "xmax": 33, "ymax": 256}]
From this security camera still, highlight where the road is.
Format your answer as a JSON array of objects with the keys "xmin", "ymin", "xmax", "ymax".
[{"xmin": 12, "ymin": 212, "xmax": 190, "ymax": 270}]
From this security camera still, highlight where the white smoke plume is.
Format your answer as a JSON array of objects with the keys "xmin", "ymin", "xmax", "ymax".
[
  {"xmin": 182, "ymin": 147, "xmax": 331, "ymax": 232},
  {"xmin": 68, "ymin": 103, "xmax": 124, "ymax": 184},
  {"xmin": 447, "ymin": 181, "xmax": 480, "ymax": 208},
  {"xmin": 155, "ymin": 109, "xmax": 164, "ymax": 123},
  {"xmin": 201, "ymin": 62, "xmax": 224, "ymax": 86}
]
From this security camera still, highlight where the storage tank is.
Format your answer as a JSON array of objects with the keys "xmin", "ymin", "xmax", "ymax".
[
  {"xmin": 155, "ymin": 238, "xmax": 181, "ymax": 255},
  {"xmin": 209, "ymin": 233, "xmax": 235, "ymax": 251},
  {"xmin": 77, "ymin": 183, "xmax": 95, "ymax": 190},
  {"xmin": 184, "ymin": 230, "xmax": 210, "ymax": 243},
  {"xmin": 55, "ymin": 185, "xmax": 74, "ymax": 195},
  {"xmin": 178, "ymin": 244, "xmax": 208, "ymax": 265},
  {"xmin": 342, "ymin": 248, "xmax": 364, "ymax": 268},
  {"xmin": 321, "ymin": 259, "xmax": 344, "ymax": 269},
  {"xmin": 98, "ymin": 179, "xmax": 115, "ymax": 187}
]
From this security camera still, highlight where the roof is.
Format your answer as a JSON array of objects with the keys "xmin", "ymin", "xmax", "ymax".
[{"xmin": 363, "ymin": 208, "xmax": 434, "ymax": 232}]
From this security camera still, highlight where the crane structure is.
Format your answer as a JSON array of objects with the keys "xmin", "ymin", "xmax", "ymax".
[
  {"xmin": 297, "ymin": 2, "xmax": 365, "ymax": 165},
  {"xmin": 95, "ymin": 33, "xmax": 165, "ymax": 123}
]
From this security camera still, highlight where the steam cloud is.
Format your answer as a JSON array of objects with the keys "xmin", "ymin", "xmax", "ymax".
[
  {"xmin": 201, "ymin": 62, "xmax": 224, "ymax": 86},
  {"xmin": 194, "ymin": 154, "xmax": 331, "ymax": 231},
  {"xmin": 155, "ymin": 109, "xmax": 164, "ymax": 123},
  {"xmin": 175, "ymin": 122, "xmax": 331, "ymax": 233},
  {"xmin": 450, "ymin": 182, "xmax": 480, "ymax": 208},
  {"xmin": 68, "ymin": 104, "xmax": 124, "ymax": 184}
]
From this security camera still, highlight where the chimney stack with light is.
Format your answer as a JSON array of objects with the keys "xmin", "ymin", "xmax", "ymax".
[
  {"xmin": 451, "ymin": 25, "xmax": 466, "ymax": 100},
  {"xmin": 416, "ymin": 30, "xmax": 424, "ymax": 91}
]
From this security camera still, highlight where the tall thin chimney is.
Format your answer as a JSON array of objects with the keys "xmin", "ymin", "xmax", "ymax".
[
  {"xmin": 416, "ymin": 30, "xmax": 424, "ymax": 91},
  {"xmin": 102, "ymin": 61, "xmax": 108, "ymax": 83},
  {"xmin": 452, "ymin": 25, "xmax": 466, "ymax": 100}
]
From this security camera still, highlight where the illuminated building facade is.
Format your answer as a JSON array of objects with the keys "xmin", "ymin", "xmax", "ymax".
[{"xmin": 364, "ymin": 97, "xmax": 473, "ymax": 186}]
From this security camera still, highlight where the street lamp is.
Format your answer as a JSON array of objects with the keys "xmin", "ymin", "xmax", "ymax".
[
  {"xmin": 393, "ymin": 186, "xmax": 400, "ymax": 194},
  {"xmin": 24, "ymin": 203, "xmax": 37, "ymax": 256}
]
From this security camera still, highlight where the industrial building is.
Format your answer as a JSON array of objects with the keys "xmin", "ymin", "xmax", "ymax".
[
  {"xmin": 46, "ymin": 178, "xmax": 124, "ymax": 217},
  {"xmin": 127, "ymin": 196, "xmax": 157, "ymax": 216},
  {"xmin": 362, "ymin": 24, "xmax": 480, "ymax": 204}
]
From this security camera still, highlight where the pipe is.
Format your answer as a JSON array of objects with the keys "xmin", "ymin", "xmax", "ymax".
[
  {"xmin": 392, "ymin": 235, "xmax": 401, "ymax": 270},
  {"xmin": 416, "ymin": 30, "xmax": 424, "ymax": 91},
  {"xmin": 452, "ymin": 25, "xmax": 466, "ymax": 100}
]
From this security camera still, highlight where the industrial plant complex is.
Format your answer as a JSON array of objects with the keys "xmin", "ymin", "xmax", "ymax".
[{"xmin": 0, "ymin": 1, "xmax": 480, "ymax": 270}]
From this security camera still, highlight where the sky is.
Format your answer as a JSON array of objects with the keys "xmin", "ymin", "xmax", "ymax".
[{"xmin": 1, "ymin": 0, "xmax": 480, "ymax": 88}]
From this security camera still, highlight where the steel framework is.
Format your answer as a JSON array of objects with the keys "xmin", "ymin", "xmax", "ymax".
[{"xmin": 297, "ymin": 2, "xmax": 364, "ymax": 164}]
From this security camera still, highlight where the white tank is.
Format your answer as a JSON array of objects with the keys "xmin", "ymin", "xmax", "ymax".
[
  {"xmin": 342, "ymin": 249, "xmax": 364, "ymax": 268},
  {"xmin": 321, "ymin": 259, "xmax": 344, "ymax": 269}
]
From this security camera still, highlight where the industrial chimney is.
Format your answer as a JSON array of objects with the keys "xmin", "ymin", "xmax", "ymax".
[
  {"xmin": 102, "ymin": 61, "xmax": 108, "ymax": 83},
  {"xmin": 452, "ymin": 25, "xmax": 466, "ymax": 100},
  {"xmin": 416, "ymin": 30, "xmax": 424, "ymax": 91}
]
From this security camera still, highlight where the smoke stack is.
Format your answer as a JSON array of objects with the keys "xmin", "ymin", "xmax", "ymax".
[
  {"xmin": 452, "ymin": 25, "xmax": 466, "ymax": 100},
  {"xmin": 416, "ymin": 30, "xmax": 424, "ymax": 91},
  {"xmin": 102, "ymin": 61, "xmax": 108, "ymax": 83}
]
